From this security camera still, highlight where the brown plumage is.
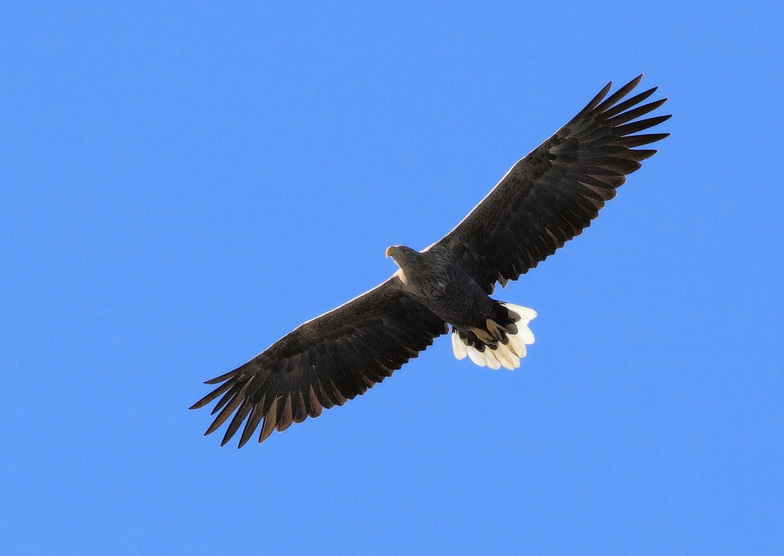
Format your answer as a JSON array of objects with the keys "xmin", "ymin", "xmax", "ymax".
[{"xmin": 191, "ymin": 75, "xmax": 670, "ymax": 447}]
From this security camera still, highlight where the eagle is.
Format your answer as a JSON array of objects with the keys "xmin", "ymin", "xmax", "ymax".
[{"xmin": 191, "ymin": 75, "xmax": 670, "ymax": 448}]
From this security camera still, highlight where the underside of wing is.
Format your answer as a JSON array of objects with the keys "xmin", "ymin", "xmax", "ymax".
[
  {"xmin": 190, "ymin": 277, "xmax": 448, "ymax": 448},
  {"xmin": 433, "ymin": 75, "xmax": 670, "ymax": 293}
]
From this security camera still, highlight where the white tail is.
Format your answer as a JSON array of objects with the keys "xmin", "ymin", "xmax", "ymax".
[{"xmin": 451, "ymin": 302, "xmax": 536, "ymax": 370}]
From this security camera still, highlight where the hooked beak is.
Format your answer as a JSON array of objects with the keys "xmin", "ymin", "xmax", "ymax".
[{"xmin": 385, "ymin": 246, "xmax": 394, "ymax": 258}]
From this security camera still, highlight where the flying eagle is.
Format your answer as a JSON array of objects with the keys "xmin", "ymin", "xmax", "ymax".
[{"xmin": 191, "ymin": 75, "xmax": 670, "ymax": 447}]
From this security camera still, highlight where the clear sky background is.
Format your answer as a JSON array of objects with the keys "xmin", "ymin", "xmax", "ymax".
[{"xmin": 2, "ymin": 2, "xmax": 782, "ymax": 555}]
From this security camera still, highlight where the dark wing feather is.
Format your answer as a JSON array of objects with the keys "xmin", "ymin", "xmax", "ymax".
[
  {"xmin": 432, "ymin": 75, "xmax": 670, "ymax": 293},
  {"xmin": 190, "ymin": 276, "xmax": 448, "ymax": 448}
]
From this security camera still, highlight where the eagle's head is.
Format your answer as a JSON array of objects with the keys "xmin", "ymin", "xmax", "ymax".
[{"xmin": 385, "ymin": 245, "xmax": 418, "ymax": 267}]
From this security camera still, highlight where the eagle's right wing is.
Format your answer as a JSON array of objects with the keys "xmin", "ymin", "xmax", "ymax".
[{"xmin": 190, "ymin": 276, "xmax": 447, "ymax": 448}]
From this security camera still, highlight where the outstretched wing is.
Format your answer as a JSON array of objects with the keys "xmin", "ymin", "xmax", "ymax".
[
  {"xmin": 191, "ymin": 276, "xmax": 447, "ymax": 448},
  {"xmin": 432, "ymin": 75, "xmax": 670, "ymax": 293}
]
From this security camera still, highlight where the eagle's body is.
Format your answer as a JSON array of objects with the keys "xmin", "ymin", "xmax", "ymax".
[
  {"xmin": 192, "ymin": 75, "xmax": 670, "ymax": 447},
  {"xmin": 388, "ymin": 245, "xmax": 490, "ymax": 327},
  {"xmin": 387, "ymin": 244, "xmax": 534, "ymax": 369}
]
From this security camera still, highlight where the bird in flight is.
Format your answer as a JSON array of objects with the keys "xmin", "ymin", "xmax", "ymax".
[{"xmin": 191, "ymin": 75, "xmax": 670, "ymax": 448}]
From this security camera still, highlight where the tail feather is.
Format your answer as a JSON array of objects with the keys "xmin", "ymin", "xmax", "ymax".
[
  {"xmin": 451, "ymin": 331, "xmax": 468, "ymax": 360},
  {"xmin": 451, "ymin": 302, "xmax": 536, "ymax": 370}
]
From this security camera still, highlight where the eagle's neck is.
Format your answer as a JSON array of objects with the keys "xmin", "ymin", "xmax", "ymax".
[{"xmin": 393, "ymin": 249, "xmax": 448, "ymax": 299}]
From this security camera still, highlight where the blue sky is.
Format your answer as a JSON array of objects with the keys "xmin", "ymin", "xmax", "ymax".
[{"xmin": 2, "ymin": 2, "xmax": 782, "ymax": 554}]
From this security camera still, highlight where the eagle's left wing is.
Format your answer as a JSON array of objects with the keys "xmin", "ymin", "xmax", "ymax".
[{"xmin": 431, "ymin": 75, "xmax": 670, "ymax": 294}]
